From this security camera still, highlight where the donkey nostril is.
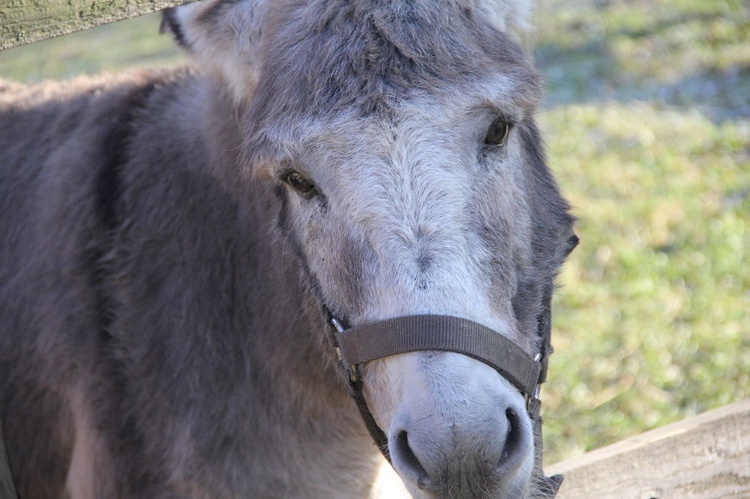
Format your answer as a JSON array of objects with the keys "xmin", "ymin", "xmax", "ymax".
[
  {"xmin": 394, "ymin": 430, "xmax": 433, "ymax": 490},
  {"xmin": 497, "ymin": 408, "xmax": 528, "ymax": 474}
]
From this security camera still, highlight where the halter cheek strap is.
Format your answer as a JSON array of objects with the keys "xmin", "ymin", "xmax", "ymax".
[{"xmin": 328, "ymin": 314, "xmax": 563, "ymax": 498}]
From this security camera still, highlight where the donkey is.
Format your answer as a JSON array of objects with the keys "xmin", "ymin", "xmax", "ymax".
[{"xmin": 0, "ymin": 0, "xmax": 577, "ymax": 497}]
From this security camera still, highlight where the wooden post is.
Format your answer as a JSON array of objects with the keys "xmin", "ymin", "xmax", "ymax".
[
  {"xmin": 548, "ymin": 399, "xmax": 750, "ymax": 498},
  {"xmin": 0, "ymin": 0, "xmax": 198, "ymax": 50}
]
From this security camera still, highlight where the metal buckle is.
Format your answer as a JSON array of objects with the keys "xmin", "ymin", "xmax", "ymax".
[
  {"xmin": 330, "ymin": 317, "xmax": 360, "ymax": 383},
  {"xmin": 525, "ymin": 353, "xmax": 543, "ymax": 411}
]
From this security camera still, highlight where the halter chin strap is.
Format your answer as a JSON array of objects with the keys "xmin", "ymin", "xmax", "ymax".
[{"xmin": 327, "ymin": 314, "xmax": 563, "ymax": 498}]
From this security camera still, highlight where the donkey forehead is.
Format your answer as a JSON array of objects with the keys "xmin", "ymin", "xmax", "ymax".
[
  {"xmin": 248, "ymin": 0, "xmax": 541, "ymax": 139},
  {"xmin": 247, "ymin": 71, "xmax": 539, "ymax": 166},
  {"xmin": 251, "ymin": 92, "xmax": 518, "ymax": 183}
]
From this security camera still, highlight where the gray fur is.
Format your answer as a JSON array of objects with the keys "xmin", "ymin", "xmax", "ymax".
[{"xmin": 0, "ymin": 0, "xmax": 574, "ymax": 497}]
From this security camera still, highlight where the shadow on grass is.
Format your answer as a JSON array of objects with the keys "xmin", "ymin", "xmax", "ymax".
[
  {"xmin": 539, "ymin": 56, "xmax": 750, "ymax": 123},
  {"xmin": 532, "ymin": 7, "xmax": 750, "ymax": 124}
]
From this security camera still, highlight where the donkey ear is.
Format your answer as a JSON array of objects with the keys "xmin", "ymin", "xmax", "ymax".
[
  {"xmin": 472, "ymin": 0, "xmax": 534, "ymax": 33},
  {"xmin": 160, "ymin": 0, "xmax": 271, "ymax": 102}
]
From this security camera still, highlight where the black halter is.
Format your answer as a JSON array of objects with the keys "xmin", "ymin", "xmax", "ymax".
[{"xmin": 326, "ymin": 312, "xmax": 563, "ymax": 497}]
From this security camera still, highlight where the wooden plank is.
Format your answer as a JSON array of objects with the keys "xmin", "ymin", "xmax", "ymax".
[
  {"xmin": 0, "ymin": 0, "xmax": 197, "ymax": 50},
  {"xmin": 548, "ymin": 399, "xmax": 750, "ymax": 498}
]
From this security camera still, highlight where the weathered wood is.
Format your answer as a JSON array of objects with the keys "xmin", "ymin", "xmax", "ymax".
[
  {"xmin": 0, "ymin": 0, "xmax": 197, "ymax": 50},
  {"xmin": 548, "ymin": 399, "xmax": 750, "ymax": 498}
]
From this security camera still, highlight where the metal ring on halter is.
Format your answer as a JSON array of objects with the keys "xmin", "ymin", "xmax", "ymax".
[
  {"xmin": 525, "ymin": 353, "xmax": 543, "ymax": 410},
  {"xmin": 330, "ymin": 316, "xmax": 360, "ymax": 383}
]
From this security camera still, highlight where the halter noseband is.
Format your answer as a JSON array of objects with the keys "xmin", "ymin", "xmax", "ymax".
[{"xmin": 327, "ymin": 313, "xmax": 563, "ymax": 497}]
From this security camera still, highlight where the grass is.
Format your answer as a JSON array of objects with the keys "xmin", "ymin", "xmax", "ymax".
[
  {"xmin": 0, "ymin": 13, "xmax": 183, "ymax": 81},
  {"xmin": 1, "ymin": 0, "xmax": 748, "ymax": 467},
  {"xmin": 532, "ymin": 0, "xmax": 750, "ymax": 463}
]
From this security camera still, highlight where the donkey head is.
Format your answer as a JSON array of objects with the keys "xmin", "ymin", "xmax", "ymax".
[{"xmin": 164, "ymin": 0, "xmax": 576, "ymax": 497}]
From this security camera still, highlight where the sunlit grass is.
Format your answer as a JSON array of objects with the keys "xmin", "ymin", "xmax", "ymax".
[
  {"xmin": 541, "ymin": 103, "xmax": 749, "ymax": 463},
  {"xmin": 0, "ymin": 0, "xmax": 748, "ymax": 469},
  {"xmin": 533, "ymin": 0, "xmax": 750, "ymax": 464},
  {"xmin": 0, "ymin": 13, "xmax": 182, "ymax": 81}
]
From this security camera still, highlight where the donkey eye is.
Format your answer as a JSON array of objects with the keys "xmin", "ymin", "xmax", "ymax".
[
  {"xmin": 285, "ymin": 171, "xmax": 317, "ymax": 196},
  {"xmin": 484, "ymin": 117, "xmax": 512, "ymax": 146}
]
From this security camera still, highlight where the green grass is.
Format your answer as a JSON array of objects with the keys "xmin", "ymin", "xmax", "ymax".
[
  {"xmin": 533, "ymin": 0, "xmax": 750, "ymax": 463},
  {"xmin": 1, "ymin": 0, "xmax": 748, "ymax": 468},
  {"xmin": 0, "ymin": 13, "xmax": 183, "ymax": 81}
]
